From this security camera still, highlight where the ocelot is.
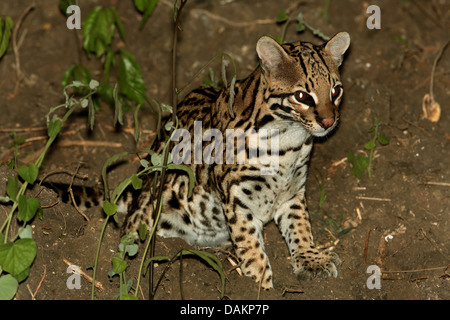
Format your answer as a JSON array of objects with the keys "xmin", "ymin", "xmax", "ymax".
[{"xmin": 123, "ymin": 32, "xmax": 350, "ymax": 289}]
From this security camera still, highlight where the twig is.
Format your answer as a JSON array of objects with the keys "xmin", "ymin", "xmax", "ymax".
[
  {"xmin": 282, "ymin": 286, "xmax": 304, "ymax": 296},
  {"xmin": 63, "ymin": 258, "xmax": 104, "ymax": 291},
  {"xmin": 31, "ymin": 265, "xmax": 46, "ymax": 300},
  {"xmin": 56, "ymin": 140, "xmax": 123, "ymax": 148},
  {"xmin": 382, "ymin": 276, "xmax": 428, "ymax": 281},
  {"xmin": 429, "ymin": 40, "xmax": 450, "ymax": 100},
  {"xmin": 257, "ymin": 261, "xmax": 268, "ymax": 300},
  {"xmin": 11, "ymin": 1, "xmax": 35, "ymax": 96},
  {"xmin": 381, "ymin": 265, "xmax": 449, "ymax": 274},
  {"xmin": 363, "ymin": 229, "xmax": 371, "ymax": 264},
  {"xmin": 190, "ymin": 9, "xmax": 275, "ymax": 28},
  {"xmin": 356, "ymin": 196, "xmax": 391, "ymax": 202},
  {"xmin": 68, "ymin": 163, "xmax": 90, "ymax": 222},
  {"xmin": 39, "ymin": 169, "xmax": 89, "ymax": 186},
  {"xmin": 422, "ymin": 181, "xmax": 450, "ymax": 187}
]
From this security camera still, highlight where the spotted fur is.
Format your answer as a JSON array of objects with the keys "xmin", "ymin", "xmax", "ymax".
[{"xmin": 125, "ymin": 33, "xmax": 350, "ymax": 289}]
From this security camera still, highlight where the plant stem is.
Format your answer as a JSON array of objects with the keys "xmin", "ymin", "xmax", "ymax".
[
  {"xmin": 367, "ymin": 123, "xmax": 379, "ymax": 179},
  {"xmin": 146, "ymin": 0, "xmax": 187, "ymax": 300},
  {"xmin": 91, "ymin": 215, "xmax": 110, "ymax": 300}
]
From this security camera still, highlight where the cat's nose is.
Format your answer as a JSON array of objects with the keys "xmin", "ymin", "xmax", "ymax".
[{"xmin": 320, "ymin": 117, "xmax": 335, "ymax": 129}]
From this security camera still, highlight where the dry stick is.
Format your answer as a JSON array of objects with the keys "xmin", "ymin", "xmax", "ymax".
[
  {"xmin": 382, "ymin": 265, "xmax": 449, "ymax": 274},
  {"xmin": 429, "ymin": 39, "xmax": 450, "ymax": 101},
  {"xmin": 423, "ymin": 181, "xmax": 450, "ymax": 187},
  {"xmin": 382, "ymin": 276, "xmax": 428, "ymax": 281},
  {"xmin": 56, "ymin": 140, "xmax": 123, "ymax": 148},
  {"xmin": 39, "ymin": 169, "xmax": 89, "ymax": 186},
  {"xmin": 31, "ymin": 265, "xmax": 46, "ymax": 300},
  {"xmin": 68, "ymin": 163, "xmax": 90, "ymax": 222},
  {"xmin": 190, "ymin": 9, "xmax": 275, "ymax": 27},
  {"xmin": 363, "ymin": 229, "xmax": 371, "ymax": 264},
  {"xmin": 63, "ymin": 258, "xmax": 104, "ymax": 291},
  {"xmin": 356, "ymin": 196, "xmax": 391, "ymax": 202},
  {"xmin": 11, "ymin": 2, "xmax": 35, "ymax": 95},
  {"xmin": 282, "ymin": 286, "xmax": 304, "ymax": 296}
]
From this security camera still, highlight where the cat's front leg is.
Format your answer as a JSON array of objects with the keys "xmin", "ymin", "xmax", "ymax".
[
  {"xmin": 223, "ymin": 201, "xmax": 273, "ymax": 289},
  {"xmin": 274, "ymin": 196, "xmax": 340, "ymax": 281}
]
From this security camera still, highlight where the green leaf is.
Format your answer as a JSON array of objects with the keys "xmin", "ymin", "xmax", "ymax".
[
  {"xmin": 18, "ymin": 225, "xmax": 33, "ymax": 239},
  {"xmin": 179, "ymin": 249, "xmax": 226, "ymax": 299},
  {"xmin": 377, "ymin": 132, "xmax": 390, "ymax": 145},
  {"xmin": 131, "ymin": 175, "xmax": 143, "ymax": 190},
  {"xmin": 6, "ymin": 176, "xmax": 19, "ymax": 202},
  {"xmin": 120, "ymin": 293, "xmax": 137, "ymax": 300},
  {"xmin": 134, "ymin": 104, "xmax": 143, "ymax": 142},
  {"xmin": 164, "ymin": 121, "xmax": 174, "ymax": 132},
  {"xmin": 296, "ymin": 22, "xmax": 306, "ymax": 32},
  {"xmin": 82, "ymin": 6, "xmax": 116, "ymax": 58},
  {"xmin": 112, "ymin": 256, "xmax": 127, "ymax": 274},
  {"xmin": 0, "ymin": 274, "xmax": 19, "ymax": 300},
  {"xmin": 110, "ymin": 7, "xmax": 126, "ymax": 41},
  {"xmin": 96, "ymin": 83, "xmax": 115, "ymax": 105},
  {"xmin": 62, "ymin": 64, "xmax": 92, "ymax": 91},
  {"xmin": 48, "ymin": 117, "xmax": 62, "ymax": 139},
  {"xmin": 18, "ymin": 163, "xmax": 39, "ymax": 184},
  {"xmin": 125, "ymin": 244, "xmax": 138, "ymax": 257},
  {"xmin": 59, "ymin": 0, "xmax": 78, "ymax": 16},
  {"xmin": 103, "ymin": 200, "xmax": 117, "ymax": 216},
  {"xmin": 364, "ymin": 140, "xmax": 376, "ymax": 151},
  {"xmin": 113, "ymin": 83, "xmax": 123, "ymax": 126},
  {"xmin": 118, "ymin": 49, "xmax": 147, "ymax": 105},
  {"xmin": 151, "ymin": 153, "xmax": 162, "ymax": 166},
  {"xmin": 134, "ymin": 0, "xmax": 146, "ymax": 12},
  {"xmin": 136, "ymin": 0, "xmax": 159, "ymax": 29},
  {"xmin": 0, "ymin": 16, "xmax": 14, "ymax": 58},
  {"xmin": 347, "ymin": 150, "xmax": 368, "ymax": 179},
  {"xmin": 276, "ymin": 9, "xmax": 288, "ymax": 23},
  {"xmin": 0, "ymin": 239, "xmax": 37, "ymax": 277},
  {"xmin": 138, "ymin": 222, "xmax": 147, "ymax": 241},
  {"xmin": 17, "ymin": 196, "xmax": 40, "ymax": 223}
]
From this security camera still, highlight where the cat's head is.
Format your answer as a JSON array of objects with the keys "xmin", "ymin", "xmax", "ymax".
[{"xmin": 257, "ymin": 32, "xmax": 350, "ymax": 137}]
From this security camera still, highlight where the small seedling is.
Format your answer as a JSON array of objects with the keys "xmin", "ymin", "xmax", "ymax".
[
  {"xmin": 347, "ymin": 117, "xmax": 389, "ymax": 179},
  {"xmin": 275, "ymin": 8, "xmax": 330, "ymax": 44}
]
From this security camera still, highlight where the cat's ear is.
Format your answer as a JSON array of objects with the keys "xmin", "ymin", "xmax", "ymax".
[
  {"xmin": 256, "ymin": 36, "xmax": 289, "ymax": 73},
  {"xmin": 324, "ymin": 32, "xmax": 350, "ymax": 67}
]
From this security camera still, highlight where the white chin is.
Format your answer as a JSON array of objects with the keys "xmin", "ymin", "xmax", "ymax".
[{"xmin": 310, "ymin": 125, "xmax": 336, "ymax": 137}]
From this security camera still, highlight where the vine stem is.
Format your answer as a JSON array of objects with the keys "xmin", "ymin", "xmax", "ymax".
[
  {"xmin": 1, "ymin": 104, "xmax": 78, "ymax": 243},
  {"xmin": 367, "ymin": 122, "xmax": 379, "ymax": 179},
  {"xmin": 146, "ymin": 0, "xmax": 188, "ymax": 299}
]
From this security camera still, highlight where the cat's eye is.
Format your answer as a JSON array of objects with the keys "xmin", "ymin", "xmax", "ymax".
[
  {"xmin": 293, "ymin": 90, "xmax": 315, "ymax": 107},
  {"xmin": 331, "ymin": 85, "xmax": 343, "ymax": 100}
]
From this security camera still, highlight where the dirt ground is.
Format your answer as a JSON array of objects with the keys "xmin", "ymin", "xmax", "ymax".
[{"xmin": 0, "ymin": 0, "xmax": 449, "ymax": 301}]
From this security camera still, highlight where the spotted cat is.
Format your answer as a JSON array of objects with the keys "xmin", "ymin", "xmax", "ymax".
[{"xmin": 125, "ymin": 32, "xmax": 350, "ymax": 289}]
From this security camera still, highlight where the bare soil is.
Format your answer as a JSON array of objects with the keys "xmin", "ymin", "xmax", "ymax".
[{"xmin": 0, "ymin": 0, "xmax": 449, "ymax": 301}]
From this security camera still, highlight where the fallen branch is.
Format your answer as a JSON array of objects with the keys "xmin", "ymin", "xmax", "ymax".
[
  {"xmin": 422, "ymin": 181, "xmax": 450, "ymax": 187},
  {"xmin": 11, "ymin": 1, "xmax": 36, "ymax": 96},
  {"xmin": 63, "ymin": 258, "xmax": 104, "ymax": 291},
  {"xmin": 56, "ymin": 140, "xmax": 123, "ymax": 148},
  {"xmin": 68, "ymin": 163, "xmax": 90, "ymax": 222},
  {"xmin": 356, "ymin": 196, "xmax": 391, "ymax": 202},
  {"xmin": 382, "ymin": 265, "xmax": 449, "ymax": 274},
  {"xmin": 382, "ymin": 276, "xmax": 428, "ymax": 281},
  {"xmin": 191, "ymin": 9, "xmax": 275, "ymax": 27}
]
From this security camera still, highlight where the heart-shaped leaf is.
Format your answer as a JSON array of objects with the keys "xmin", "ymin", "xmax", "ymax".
[
  {"xmin": 103, "ymin": 200, "xmax": 117, "ymax": 216},
  {"xmin": 0, "ymin": 274, "xmax": 19, "ymax": 300},
  {"xmin": 18, "ymin": 163, "xmax": 39, "ymax": 184},
  {"xmin": 17, "ymin": 196, "xmax": 40, "ymax": 223},
  {"xmin": 0, "ymin": 239, "xmax": 37, "ymax": 277}
]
